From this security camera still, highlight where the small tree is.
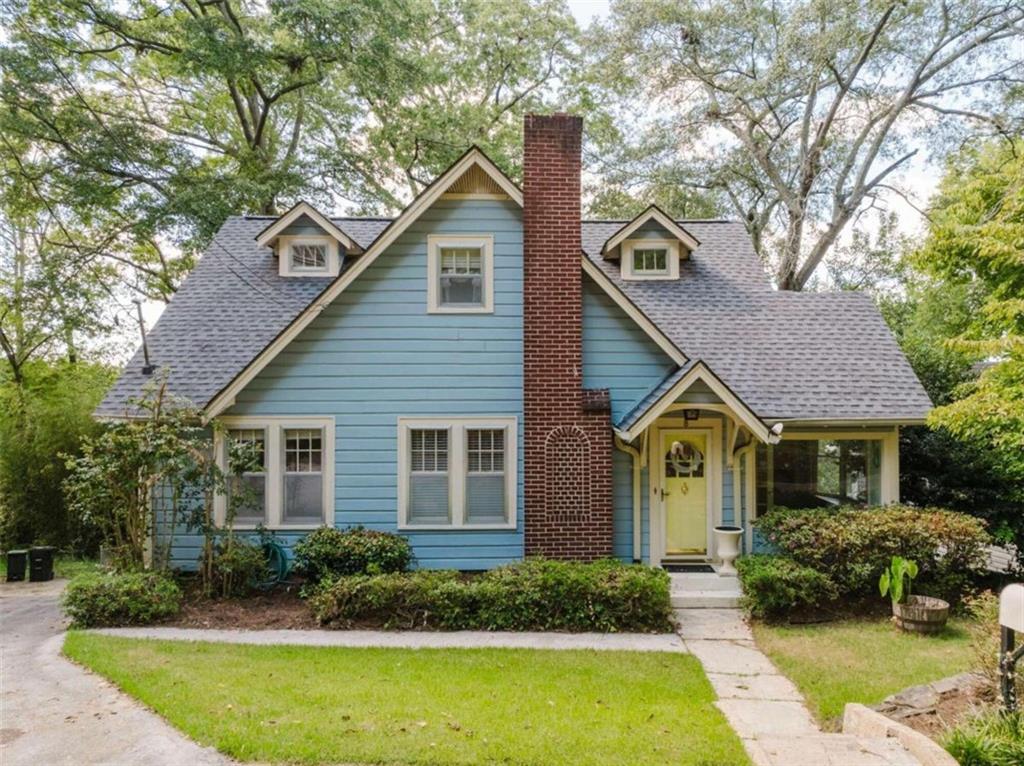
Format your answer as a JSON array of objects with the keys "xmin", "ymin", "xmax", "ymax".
[{"xmin": 64, "ymin": 377, "xmax": 255, "ymax": 584}]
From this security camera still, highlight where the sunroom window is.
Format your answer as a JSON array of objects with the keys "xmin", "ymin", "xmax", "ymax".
[{"xmin": 756, "ymin": 438, "xmax": 883, "ymax": 513}]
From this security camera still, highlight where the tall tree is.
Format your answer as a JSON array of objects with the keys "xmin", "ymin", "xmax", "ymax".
[
  {"xmin": 915, "ymin": 139, "xmax": 1024, "ymax": 488},
  {"xmin": 0, "ymin": 0, "xmax": 584, "ymax": 291},
  {"xmin": 592, "ymin": 0, "xmax": 1024, "ymax": 288}
]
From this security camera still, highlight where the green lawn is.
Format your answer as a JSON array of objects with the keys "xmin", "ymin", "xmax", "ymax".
[
  {"xmin": 0, "ymin": 554, "xmax": 100, "ymax": 579},
  {"xmin": 64, "ymin": 633, "xmax": 750, "ymax": 766},
  {"xmin": 753, "ymin": 617, "xmax": 976, "ymax": 726}
]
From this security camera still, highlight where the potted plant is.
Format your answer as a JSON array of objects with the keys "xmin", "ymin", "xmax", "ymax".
[{"xmin": 879, "ymin": 556, "xmax": 949, "ymax": 634}]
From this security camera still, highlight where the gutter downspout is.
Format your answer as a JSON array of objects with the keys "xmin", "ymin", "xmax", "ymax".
[{"xmin": 615, "ymin": 436, "xmax": 642, "ymax": 563}]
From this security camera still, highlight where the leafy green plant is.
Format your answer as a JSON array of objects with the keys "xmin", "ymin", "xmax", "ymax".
[
  {"xmin": 879, "ymin": 556, "xmax": 919, "ymax": 605},
  {"xmin": 944, "ymin": 709, "xmax": 1024, "ymax": 766},
  {"xmin": 736, "ymin": 555, "xmax": 839, "ymax": 620},
  {"xmin": 209, "ymin": 538, "xmax": 268, "ymax": 598},
  {"xmin": 755, "ymin": 505, "xmax": 989, "ymax": 603},
  {"xmin": 293, "ymin": 526, "xmax": 413, "ymax": 582},
  {"xmin": 62, "ymin": 571, "xmax": 182, "ymax": 628},
  {"xmin": 307, "ymin": 558, "xmax": 672, "ymax": 633}
]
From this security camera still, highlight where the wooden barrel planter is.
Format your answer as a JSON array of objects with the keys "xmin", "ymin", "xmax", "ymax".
[{"xmin": 892, "ymin": 595, "xmax": 950, "ymax": 634}]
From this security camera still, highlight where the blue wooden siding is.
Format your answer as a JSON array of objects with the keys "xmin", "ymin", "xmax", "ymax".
[
  {"xmin": 217, "ymin": 197, "xmax": 524, "ymax": 570},
  {"xmin": 582, "ymin": 275, "xmax": 675, "ymax": 423}
]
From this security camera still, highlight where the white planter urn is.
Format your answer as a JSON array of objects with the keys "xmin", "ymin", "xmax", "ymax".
[{"xmin": 714, "ymin": 525, "xmax": 744, "ymax": 576}]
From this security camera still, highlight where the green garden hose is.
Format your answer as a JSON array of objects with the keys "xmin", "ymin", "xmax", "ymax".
[{"xmin": 257, "ymin": 539, "xmax": 291, "ymax": 589}]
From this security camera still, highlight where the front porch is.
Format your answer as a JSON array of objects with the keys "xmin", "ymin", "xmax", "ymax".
[{"xmin": 611, "ymin": 362, "xmax": 902, "ymax": 569}]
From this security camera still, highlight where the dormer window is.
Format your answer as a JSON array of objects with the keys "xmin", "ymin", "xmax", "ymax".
[
  {"xmin": 290, "ymin": 242, "xmax": 328, "ymax": 271},
  {"xmin": 255, "ymin": 201, "xmax": 362, "ymax": 278},
  {"xmin": 427, "ymin": 235, "xmax": 494, "ymax": 313},
  {"xmin": 621, "ymin": 239, "xmax": 680, "ymax": 280},
  {"xmin": 275, "ymin": 235, "xmax": 338, "ymax": 277},
  {"xmin": 632, "ymin": 247, "xmax": 669, "ymax": 276}
]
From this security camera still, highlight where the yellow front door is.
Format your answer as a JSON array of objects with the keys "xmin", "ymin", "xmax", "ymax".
[{"xmin": 662, "ymin": 431, "xmax": 708, "ymax": 555}]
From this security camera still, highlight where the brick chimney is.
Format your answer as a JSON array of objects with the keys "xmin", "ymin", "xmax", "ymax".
[{"xmin": 522, "ymin": 114, "xmax": 613, "ymax": 560}]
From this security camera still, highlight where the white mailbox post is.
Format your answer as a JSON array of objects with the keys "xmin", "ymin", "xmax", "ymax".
[{"xmin": 998, "ymin": 584, "xmax": 1024, "ymax": 711}]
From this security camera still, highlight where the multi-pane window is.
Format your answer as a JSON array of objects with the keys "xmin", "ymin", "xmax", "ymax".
[
  {"xmin": 439, "ymin": 247, "xmax": 483, "ymax": 306},
  {"xmin": 399, "ymin": 419, "xmax": 516, "ymax": 529},
  {"xmin": 409, "ymin": 429, "xmax": 450, "ymax": 524},
  {"xmin": 290, "ymin": 242, "xmax": 327, "ymax": 270},
  {"xmin": 228, "ymin": 428, "xmax": 266, "ymax": 524},
  {"xmin": 283, "ymin": 428, "xmax": 324, "ymax": 523},
  {"xmin": 632, "ymin": 247, "xmax": 668, "ymax": 274},
  {"xmin": 466, "ymin": 429, "xmax": 505, "ymax": 524}
]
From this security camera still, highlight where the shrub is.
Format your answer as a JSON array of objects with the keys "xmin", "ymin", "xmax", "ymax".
[
  {"xmin": 307, "ymin": 558, "xmax": 673, "ymax": 632},
  {"xmin": 209, "ymin": 538, "xmax": 267, "ymax": 598},
  {"xmin": 293, "ymin": 526, "xmax": 412, "ymax": 582},
  {"xmin": 62, "ymin": 571, "xmax": 182, "ymax": 628},
  {"xmin": 736, "ymin": 555, "xmax": 839, "ymax": 619},
  {"xmin": 944, "ymin": 709, "xmax": 1024, "ymax": 766},
  {"xmin": 755, "ymin": 505, "xmax": 989, "ymax": 602}
]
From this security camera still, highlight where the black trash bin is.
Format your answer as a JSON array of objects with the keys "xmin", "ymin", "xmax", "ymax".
[
  {"xmin": 29, "ymin": 546, "xmax": 55, "ymax": 582},
  {"xmin": 6, "ymin": 550, "xmax": 28, "ymax": 582}
]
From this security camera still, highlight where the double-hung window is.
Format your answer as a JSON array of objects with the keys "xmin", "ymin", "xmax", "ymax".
[
  {"xmin": 216, "ymin": 417, "xmax": 334, "ymax": 529},
  {"xmin": 398, "ymin": 417, "xmax": 516, "ymax": 529},
  {"xmin": 227, "ymin": 428, "xmax": 267, "ymax": 525},
  {"xmin": 426, "ymin": 235, "xmax": 494, "ymax": 313}
]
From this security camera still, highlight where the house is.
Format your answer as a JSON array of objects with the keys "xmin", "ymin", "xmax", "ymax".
[{"xmin": 97, "ymin": 114, "xmax": 932, "ymax": 571}]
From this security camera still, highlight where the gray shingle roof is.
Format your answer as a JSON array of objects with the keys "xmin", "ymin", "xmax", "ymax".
[
  {"xmin": 96, "ymin": 216, "xmax": 389, "ymax": 416},
  {"xmin": 97, "ymin": 214, "xmax": 931, "ymax": 423},
  {"xmin": 582, "ymin": 220, "xmax": 932, "ymax": 421}
]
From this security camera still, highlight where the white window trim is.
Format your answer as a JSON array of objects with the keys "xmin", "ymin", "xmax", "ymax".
[
  {"xmin": 774, "ymin": 430, "xmax": 899, "ymax": 505},
  {"xmin": 397, "ymin": 416, "xmax": 517, "ymax": 530},
  {"xmin": 620, "ymin": 239, "xmax": 680, "ymax": 281},
  {"xmin": 426, "ymin": 234, "xmax": 495, "ymax": 313},
  {"xmin": 277, "ymin": 235, "xmax": 340, "ymax": 277},
  {"xmin": 214, "ymin": 416, "xmax": 335, "ymax": 530}
]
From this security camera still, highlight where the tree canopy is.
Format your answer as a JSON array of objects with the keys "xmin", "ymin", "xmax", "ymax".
[{"xmin": 590, "ymin": 0, "xmax": 1024, "ymax": 288}]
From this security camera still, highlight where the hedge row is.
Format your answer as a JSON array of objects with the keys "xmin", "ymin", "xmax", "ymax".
[
  {"xmin": 308, "ymin": 558, "xmax": 673, "ymax": 633},
  {"xmin": 63, "ymin": 571, "xmax": 182, "ymax": 628}
]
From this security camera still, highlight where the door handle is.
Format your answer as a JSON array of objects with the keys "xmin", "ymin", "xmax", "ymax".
[{"xmin": 660, "ymin": 488, "xmax": 671, "ymax": 500}]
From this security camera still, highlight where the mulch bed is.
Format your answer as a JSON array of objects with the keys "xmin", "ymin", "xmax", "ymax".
[{"xmin": 163, "ymin": 581, "xmax": 318, "ymax": 630}]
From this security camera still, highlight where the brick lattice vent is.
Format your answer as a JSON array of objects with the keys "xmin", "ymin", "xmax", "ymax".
[{"xmin": 522, "ymin": 113, "xmax": 614, "ymax": 560}]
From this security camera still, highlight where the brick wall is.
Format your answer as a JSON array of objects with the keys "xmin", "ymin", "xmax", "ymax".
[{"xmin": 522, "ymin": 113, "xmax": 614, "ymax": 560}]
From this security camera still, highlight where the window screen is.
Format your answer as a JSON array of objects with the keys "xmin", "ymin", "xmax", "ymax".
[
  {"xmin": 228, "ymin": 428, "xmax": 266, "ymax": 524},
  {"xmin": 409, "ymin": 429, "xmax": 450, "ymax": 524},
  {"xmin": 466, "ymin": 428, "xmax": 506, "ymax": 524},
  {"xmin": 439, "ymin": 247, "xmax": 483, "ymax": 306},
  {"xmin": 283, "ymin": 428, "xmax": 323, "ymax": 522},
  {"xmin": 291, "ymin": 243, "xmax": 327, "ymax": 270}
]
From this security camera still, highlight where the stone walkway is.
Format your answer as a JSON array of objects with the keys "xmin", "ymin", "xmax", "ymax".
[{"xmin": 675, "ymin": 608, "xmax": 920, "ymax": 766}]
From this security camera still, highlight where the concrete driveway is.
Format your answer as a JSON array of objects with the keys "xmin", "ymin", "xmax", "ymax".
[{"xmin": 0, "ymin": 579, "xmax": 230, "ymax": 766}]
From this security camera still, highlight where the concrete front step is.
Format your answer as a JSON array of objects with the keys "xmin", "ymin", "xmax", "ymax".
[
  {"xmin": 746, "ymin": 734, "xmax": 921, "ymax": 766},
  {"xmin": 671, "ymin": 591, "xmax": 742, "ymax": 608},
  {"xmin": 669, "ymin": 572, "xmax": 742, "ymax": 592}
]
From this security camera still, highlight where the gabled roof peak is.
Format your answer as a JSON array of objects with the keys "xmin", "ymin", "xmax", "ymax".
[
  {"xmin": 255, "ymin": 201, "xmax": 364, "ymax": 254},
  {"xmin": 601, "ymin": 204, "xmax": 701, "ymax": 257}
]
